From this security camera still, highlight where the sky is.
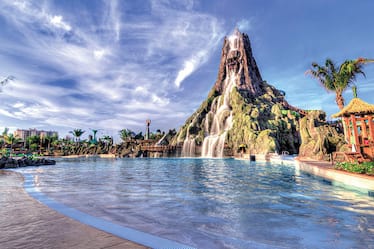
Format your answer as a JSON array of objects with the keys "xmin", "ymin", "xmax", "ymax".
[{"xmin": 0, "ymin": 0, "xmax": 374, "ymax": 141}]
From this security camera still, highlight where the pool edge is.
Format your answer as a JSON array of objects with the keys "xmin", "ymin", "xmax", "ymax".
[
  {"xmin": 295, "ymin": 159, "xmax": 374, "ymax": 196},
  {"xmin": 21, "ymin": 172, "xmax": 196, "ymax": 249}
]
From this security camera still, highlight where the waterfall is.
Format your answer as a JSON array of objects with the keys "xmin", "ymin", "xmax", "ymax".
[
  {"xmin": 201, "ymin": 71, "xmax": 236, "ymax": 157},
  {"xmin": 181, "ymin": 123, "xmax": 196, "ymax": 157},
  {"xmin": 182, "ymin": 138, "xmax": 195, "ymax": 157}
]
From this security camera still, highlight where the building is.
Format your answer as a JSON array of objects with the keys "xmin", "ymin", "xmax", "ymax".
[
  {"xmin": 332, "ymin": 97, "xmax": 374, "ymax": 161},
  {"xmin": 14, "ymin": 128, "xmax": 58, "ymax": 141}
]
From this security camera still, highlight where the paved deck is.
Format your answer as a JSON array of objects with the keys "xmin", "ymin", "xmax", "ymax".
[{"xmin": 0, "ymin": 170, "xmax": 148, "ymax": 249}]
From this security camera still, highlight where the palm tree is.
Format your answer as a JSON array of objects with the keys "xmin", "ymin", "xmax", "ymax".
[
  {"xmin": 102, "ymin": 135, "xmax": 113, "ymax": 145},
  {"xmin": 69, "ymin": 129, "xmax": 85, "ymax": 143},
  {"xmin": 26, "ymin": 135, "xmax": 40, "ymax": 152},
  {"xmin": 43, "ymin": 135, "xmax": 58, "ymax": 152},
  {"xmin": 4, "ymin": 134, "xmax": 21, "ymax": 153},
  {"xmin": 0, "ymin": 128, "xmax": 9, "ymax": 148},
  {"xmin": 51, "ymin": 137, "xmax": 60, "ymax": 153},
  {"xmin": 306, "ymin": 58, "xmax": 374, "ymax": 110},
  {"xmin": 119, "ymin": 129, "xmax": 134, "ymax": 142}
]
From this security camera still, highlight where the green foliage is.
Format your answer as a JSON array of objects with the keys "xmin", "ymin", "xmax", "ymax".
[
  {"xmin": 2, "ymin": 132, "xmax": 21, "ymax": 151},
  {"xmin": 167, "ymin": 129, "xmax": 177, "ymax": 136},
  {"xmin": 134, "ymin": 132, "xmax": 144, "ymax": 140},
  {"xmin": 30, "ymin": 143, "xmax": 39, "ymax": 152},
  {"xmin": 0, "ymin": 148, "xmax": 10, "ymax": 156},
  {"xmin": 27, "ymin": 135, "xmax": 40, "ymax": 146},
  {"xmin": 69, "ymin": 129, "xmax": 85, "ymax": 142},
  {"xmin": 180, "ymin": 126, "xmax": 187, "ymax": 139},
  {"xmin": 306, "ymin": 58, "xmax": 372, "ymax": 109},
  {"xmin": 335, "ymin": 161, "xmax": 374, "ymax": 175},
  {"xmin": 119, "ymin": 128, "xmax": 135, "ymax": 141}
]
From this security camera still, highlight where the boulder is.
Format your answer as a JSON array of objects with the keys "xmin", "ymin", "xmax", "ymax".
[
  {"xmin": 298, "ymin": 110, "xmax": 346, "ymax": 160},
  {"xmin": 0, "ymin": 156, "xmax": 56, "ymax": 169}
]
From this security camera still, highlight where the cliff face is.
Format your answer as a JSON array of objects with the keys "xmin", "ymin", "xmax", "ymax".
[
  {"xmin": 298, "ymin": 110, "xmax": 348, "ymax": 160},
  {"xmin": 173, "ymin": 29, "xmax": 301, "ymax": 157},
  {"xmin": 214, "ymin": 29, "xmax": 263, "ymax": 96}
]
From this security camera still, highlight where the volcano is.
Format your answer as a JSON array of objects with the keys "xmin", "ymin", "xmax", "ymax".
[{"xmin": 173, "ymin": 29, "xmax": 302, "ymax": 157}]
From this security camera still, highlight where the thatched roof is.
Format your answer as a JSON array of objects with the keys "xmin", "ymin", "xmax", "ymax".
[{"xmin": 332, "ymin": 98, "xmax": 374, "ymax": 118}]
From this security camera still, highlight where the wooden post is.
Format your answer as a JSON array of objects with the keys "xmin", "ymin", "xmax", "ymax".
[
  {"xmin": 342, "ymin": 116, "xmax": 350, "ymax": 143},
  {"xmin": 360, "ymin": 117, "xmax": 368, "ymax": 145},
  {"xmin": 344, "ymin": 117, "xmax": 351, "ymax": 146},
  {"xmin": 368, "ymin": 115, "xmax": 374, "ymax": 142},
  {"xmin": 344, "ymin": 117, "xmax": 351, "ymax": 144},
  {"xmin": 350, "ymin": 114, "xmax": 360, "ymax": 151}
]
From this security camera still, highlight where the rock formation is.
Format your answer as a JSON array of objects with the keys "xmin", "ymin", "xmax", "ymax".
[
  {"xmin": 0, "ymin": 156, "xmax": 56, "ymax": 169},
  {"xmin": 298, "ymin": 110, "xmax": 348, "ymax": 160},
  {"xmin": 172, "ymin": 29, "xmax": 302, "ymax": 157}
]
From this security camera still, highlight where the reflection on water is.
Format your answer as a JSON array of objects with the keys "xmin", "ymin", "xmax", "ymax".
[{"xmin": 17, "ymin": 158, "xmax": 374, "ymax": 249}]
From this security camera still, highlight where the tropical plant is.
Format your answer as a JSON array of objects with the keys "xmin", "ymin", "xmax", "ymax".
[
  {"xmin": 168, "ymin": 129, "xmax": 177, "ymax": 136},
  {"xmin": 134, "ymin": 131, "xmax": 144, "ymax": 140},
  {"xmin": 0, "ymin": 127, "xmax": 9, "ymax": 147},
  {"xmin": 3, "ymin": 133, "xmax": 21, "ymax": 152},
  {"xmin": 26, "ymin": 135, "xmax": 40, "ymax": 152},
  {"xmin": 69, "ymin": 129, "xmax": 85, "ymax": 142},
  {"xmin": 150, "ymin": 131, "xmax": 164, "ymax": 141},
  {"xmin": 119, "ymin": 129, "xmax": 134, "ymax": 141},
  {"xmin": 51, "ymin": 138, "xmax": 60, "ymax": 150},
  {"xmin": 29, "ymin": 143, "xmax": 39, "ymax": 152},
  {"xmin": 102, "ymin": 135, "xmax": 113, "ymax": 145},
  {"xmin": 335, "ymin": 161, "xmax": 374, "ymax": 175},
  {"xmin": 306, "ymin": 58, "xmax": 374, "ymax": 110},
  {"xmin": 43, "ymin": 135, "xmax": 58, "ymax": 152}
]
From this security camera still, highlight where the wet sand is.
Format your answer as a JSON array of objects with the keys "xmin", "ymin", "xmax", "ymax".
[{"xmin": 0, "ymin": 170, "xmax": 148, "ymax": 249}]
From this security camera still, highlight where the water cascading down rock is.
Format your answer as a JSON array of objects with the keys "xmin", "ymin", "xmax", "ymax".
[{"xmin": 174, "ymin": 29, "xmax": 301, "ymax": 157}]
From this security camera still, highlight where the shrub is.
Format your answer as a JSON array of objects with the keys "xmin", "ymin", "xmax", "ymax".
[{"xmin": 335, "ymin": 161, "xmax": 374, "ymax": 175}]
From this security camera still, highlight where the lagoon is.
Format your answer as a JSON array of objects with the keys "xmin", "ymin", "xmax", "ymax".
[{"xmin": 16, "ymin": 158, "xmax": 374, "ymax": 249}]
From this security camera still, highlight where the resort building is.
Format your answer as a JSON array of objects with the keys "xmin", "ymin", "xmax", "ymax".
[{"xmin": 14, "ymin": 129, "xmax": 58, "ymax": 141}]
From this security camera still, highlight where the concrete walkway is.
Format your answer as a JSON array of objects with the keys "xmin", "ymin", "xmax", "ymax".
[{"xmin": 0, "ymin": 170, "xmax": 148, "ymax": 249}]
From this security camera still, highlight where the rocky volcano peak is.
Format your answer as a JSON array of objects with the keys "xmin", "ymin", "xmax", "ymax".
[
  {"xmin": 214, "ymin": 29, "xmax": 263, "ymax": 96},
  {"xmin": 172, "ymin": 29, "xmax": 303, "ymax": 157}
]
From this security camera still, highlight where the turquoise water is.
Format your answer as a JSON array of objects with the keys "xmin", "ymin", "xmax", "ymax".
[{"xmin": 17, "ymin": 158, "xmax": 374, "ymax": 249}]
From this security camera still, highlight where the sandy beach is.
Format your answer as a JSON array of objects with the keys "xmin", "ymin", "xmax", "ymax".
[{"xmin": 0, "ymin": 170, "xmax": 147, "ymax": 249}]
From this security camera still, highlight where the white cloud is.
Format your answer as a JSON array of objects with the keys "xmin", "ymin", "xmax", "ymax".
[
  {"xmin": 135, "ymin": 86, "xmax": 146, "ymax": 94},
  {"xmin": 50, "ymin": 15, "xmax": 71, "ymax": 31},
  {"xmin": 0, "ymin": 0, "xmax": 226, "ymax": 136},
  {"xmin": 151, "ymin": 94, "xmax": 170, "ymax": 106},
  {"xmin": 12, "ymin": 102, "xmax": 25, "ymax": 108},
  {"xmin": 108, "ymin": 0, "xmax": 121, "ymax": 42},
  {"xmin": 143, "ymin": 2, "xmax": 224, "ymax": 88},
  {"xmin": 237, "ymin": 19, "xmax": 252, "ymax": 31},
  {"xmin": 93, "ymin": 49, "xmax": 107, "ymax": 60},
  {"xmin": 175, "ymin": 57, "xmax": 197, "ymax": 88}
]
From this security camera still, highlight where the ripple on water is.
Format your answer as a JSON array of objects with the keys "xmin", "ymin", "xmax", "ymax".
[{"xmin": 15, "ymin": 158, "xmax": 374, "ymax": 249}]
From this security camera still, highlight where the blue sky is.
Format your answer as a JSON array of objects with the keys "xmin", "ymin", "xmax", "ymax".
[{"xmin": 0, "ymin": 0, "xmax": 374, "ymax": 140}]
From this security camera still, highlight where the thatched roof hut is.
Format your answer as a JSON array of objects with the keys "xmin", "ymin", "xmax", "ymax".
[
  {"xmin": 332, "ymin": 97, "xmax": 374, "ymax": 160},
  {"xmin": 332, "ymin": 98, "xmax": 374, "ymax": 118}
]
